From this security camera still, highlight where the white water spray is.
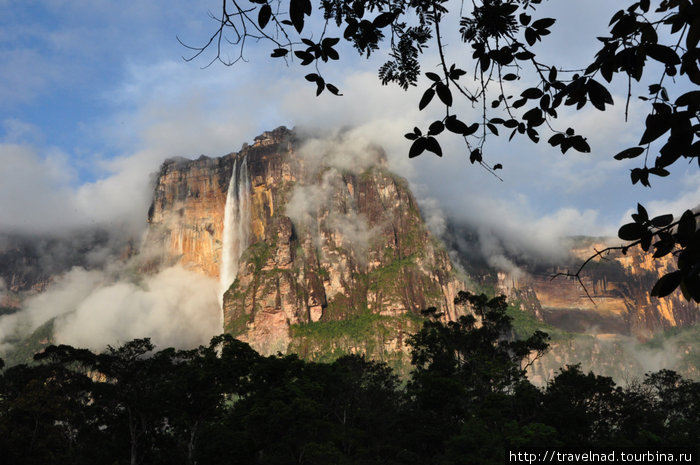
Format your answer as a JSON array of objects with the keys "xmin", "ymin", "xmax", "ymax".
[{"xmin": 219, "ymin": 155, "xmax": 251, "ymax": 320}]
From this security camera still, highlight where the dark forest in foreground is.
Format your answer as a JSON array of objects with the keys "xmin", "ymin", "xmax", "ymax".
[{"xmin": 1, "ymin": 292, "xmax": 698, "ymax": 465}]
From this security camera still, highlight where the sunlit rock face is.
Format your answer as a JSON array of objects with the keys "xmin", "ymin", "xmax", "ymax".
[
  {"xmin": 496, "ymin": 240, "xmax": 698, "ymax": 339},
  {"xmin": 146, "ymin": 127, "xmax": 466, "ymax": 357},
  {"xmin": 145, "ymin": 154, "xmax": 235, "ymax": 277}
]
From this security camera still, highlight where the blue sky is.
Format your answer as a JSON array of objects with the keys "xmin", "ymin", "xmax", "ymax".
[{"xmin": 1, "ymin": 0, "xmax": 698, "ymax": 258}]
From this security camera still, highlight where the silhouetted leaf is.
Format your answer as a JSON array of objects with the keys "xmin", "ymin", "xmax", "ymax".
[
  {"xmin": 651, "ymin": 214, "xmax": 673, "ymax": 228},
  {"xmin": 445, "ymin": 115, "xmax": 468, "ymax": 134},
  {"xmin": 525, "ymin": 27, "xmax": 538, "ymax": 46},
  {"xmin": 637, "ymin": 203, "xmax": 649, "ymax": 223},
  {"xmin": 548, "ymin": 133, "xmax": 565, "ymax": 147},
  {"xmin": 521, "ymin": 87, "xmax": 543, "ymax": 99},
  {"xmin": 409, "ymin": 137, "xmax": 427, "ymax": 158},
  {"xmin": 652, "ymin": 234, "xmax": 675, "ymax": 258},
  {"xmin": 618, "ymin": 222, "xmax": 644, "ymax": 240},
  {"xmin": 290, "ymin": 0, "xmax": 311, "ymax": 33},
  {"xmin": 449, "ymin": 67, "xmax": 467, "ymax": 80},
  {"xmin": 614, "ymin": 147, "xmax": 644, "ymax": 160},
  {"xmin": 646, "ymin": 44, "xmax": 681, "ymax": 65},
  {"xmin": 322, "ymin": 37, "xmax": 339, "ymax": 48},
  {"xmin": 675, "ymin": 91, "xmax": 700, "ymax": 108},
  {"xmin": 435, "ymin": 82, "xmax": 452, "ymax": 106},
  {"xmin": 630, "ymin": 168, "xmax": 649, "ymax": 186},
  {"xmin": 326, "ymin": 83, "xmax": 342, "ymax": 95},
  {"xmin": 522, "ymin": 108, "xmax": 544, "ymax": 126},
  {"xmin": 639, "ymin": 114, "xmax": 672, "ymax": 145},
  {"xmin": 463, "ymin": 123, "xmax": 479, "ymax": 136},
  {"xmin": 419, "ymin": 88, "xmax": 435, "ymax": 110},
  {"xmin": 587, "ymin": 78, "xmax": 613, "ymax": 110},
  {"xmin": 428, "ymin": 120, "xmax": 444, "ymax": 136},
  {"xmin": 294, "ymin": 50, "xmax": 314, "ymax": 65},
  {"xmin": 373, "ymin": 12, "xmax": 395, "ymax": 28},
  {"xmin": 676, "ymin": 210, "xmax": 697, "ymax": 242},
  {"xmin": 271, "ymin": 48, "xmax": 289, "ymax": 58},
  {"xmin": 527, "ymin": 127, "xmax": 539, "ymax": 143},
  {"xmin": 512, "ymin": 98, "xmax": 527, "ymax": 109},
  {"xmin": 425, "ymin": 136, "xmax": 442, "ymax": 157},
  {"xmin": 532, "ymin": 18, "xmax": 556, "ymax": 30},
  {"xmin": 352, "ymin": 0, "xmax": 364, "ymax": 18},
  {"xmin": 515, "ymin": 50, "xmax": 535, "ymax": 60},
  {"xmin": 258, "ymin": 4, "xmax": 272, "ymax": 29},
  {"xmin": 343, "ymin": 21, "xmax": 358, "ymax": 39},
  {"xmin": 469, "ymin": 148, "xmax": 482, "ymax": 163},
  {"xmin": 651, "ymin": 271, "xmax": 682, "ymax": 297},
  {"xmin": 648, "ymin": 167, "xmax": 670, "ymax": 177}
]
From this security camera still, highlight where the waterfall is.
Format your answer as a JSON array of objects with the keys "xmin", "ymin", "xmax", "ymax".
[{"xmin": 219, "ymin": 155, "xmax": 251, "ymax": 315}]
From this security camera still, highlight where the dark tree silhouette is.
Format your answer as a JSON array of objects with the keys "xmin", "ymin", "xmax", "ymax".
[{"xmin": 0, "ymin": 301, "xmax": 697, "ymax": 464}]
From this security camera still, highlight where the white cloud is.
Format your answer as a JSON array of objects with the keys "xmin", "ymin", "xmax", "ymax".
[
  {"xmin": 0, "ymin": 142, "xmax": 152, "ymax": 236},
  {"xmin": 54, "ymin": 266, "xmax": 219, "ymax": 351},
  {"xmin": 0, "ymin": 264, "xmax": 220, "ymax": 354},
  {"xmin": 0, "ymin": 267, "xmax": 105, "ymax": 352}
]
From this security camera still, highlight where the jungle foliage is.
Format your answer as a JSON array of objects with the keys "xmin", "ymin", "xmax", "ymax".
[{"xmin": 1, "ymin": 292, "xmax": 698, "ymax": 464}]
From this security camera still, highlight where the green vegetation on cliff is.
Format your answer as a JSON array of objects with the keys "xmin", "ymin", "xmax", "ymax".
[{"xmin": 288, "ymin": 311, "xmax": 423, "ymax": 373}]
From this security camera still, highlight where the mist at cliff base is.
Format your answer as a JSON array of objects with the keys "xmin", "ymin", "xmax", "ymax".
[{"xmin": 0, "ymin": 251, "xmax": 221, "ymax": 355}]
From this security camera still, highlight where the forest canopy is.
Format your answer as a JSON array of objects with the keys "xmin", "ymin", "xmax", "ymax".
[{"xmin": 1, "ymin": 292, "xmax": 698, "ymax": 464}]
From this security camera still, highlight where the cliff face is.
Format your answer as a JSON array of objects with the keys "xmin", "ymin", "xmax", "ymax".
[
  {"xmin": 145, "ymin": 155, "xmax": 235, "ymax": 276},
  {"xmin": 497, "ymin": 241, "xmax": 698, "ymax": 339},
  {"xmin": 147, "ymin": 127, "xmax": 465, "ymax": 357}
]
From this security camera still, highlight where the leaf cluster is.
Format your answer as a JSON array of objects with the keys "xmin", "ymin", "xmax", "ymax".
[{"xmin": 189, "ymin": 0, "xmax": 699, "ymax": 300}]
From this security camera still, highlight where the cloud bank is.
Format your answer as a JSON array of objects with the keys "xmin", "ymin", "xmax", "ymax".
[{"xmin": 0, "ymin": 264, "xmax": 219, "ymax": 354}]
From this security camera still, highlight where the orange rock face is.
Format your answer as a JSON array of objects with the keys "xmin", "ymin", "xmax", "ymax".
[
  {"xmin": 145, "ymin": 154, "xmax": 236, "ymax": 277},
  {"xmin": 501, "ymin": 241, "xmax": 698, "ymax": 338}
]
